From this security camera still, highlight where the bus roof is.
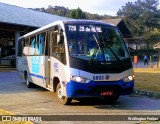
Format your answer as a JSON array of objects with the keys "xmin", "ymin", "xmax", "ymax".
[
  {"xmin": 19, "ymin": 20, "xmax": 115, "ymax": 40},
  {"xmin": 63, "ymin": 20, "xmax": 114, "ymax": 26}
]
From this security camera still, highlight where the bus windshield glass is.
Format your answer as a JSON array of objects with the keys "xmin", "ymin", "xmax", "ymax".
[{"xmin": 65, "ymin": 24, "xmax": 129, "ymax": 61}]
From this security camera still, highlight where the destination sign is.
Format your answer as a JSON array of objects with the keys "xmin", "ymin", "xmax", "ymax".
[{"xmin": 68, "ymin": 25, "xmax": 102, "ymax": 33}]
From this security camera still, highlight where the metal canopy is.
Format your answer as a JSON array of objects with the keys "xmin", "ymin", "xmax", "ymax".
[{"xmin": 0, "ymin": 2, "xmax": 68, "ymax": 28}]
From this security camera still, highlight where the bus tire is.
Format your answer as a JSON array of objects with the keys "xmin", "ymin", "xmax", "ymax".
[
  {"xmin": 56, "ymin": 83, "xmax": 72, "ymax": 105},
  {"xmin": 103, "ymin": 96, "xmax": 119, "ymax": 104},
  {"xmin": 26, "ymin": 73, "xmax": 33, "ymax": 88}
]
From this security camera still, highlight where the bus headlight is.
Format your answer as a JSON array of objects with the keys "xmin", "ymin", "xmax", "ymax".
[
  {"xmin": 70, "ymin": 75, "xmax": 91, "ymax": 83},
  {"xmin": 122, "ymin": 75, "xmax": 134, "ymax": 82}
]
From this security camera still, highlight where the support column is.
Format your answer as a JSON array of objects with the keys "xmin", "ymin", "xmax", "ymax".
[{"xmin": 15, "ymin": 31, "xmax": 20, "ymax": 56}]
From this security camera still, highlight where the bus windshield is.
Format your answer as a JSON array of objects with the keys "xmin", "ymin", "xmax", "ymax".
[{"xmin": 65, "ymin": 24, "xmax": 129, "ymax": 61}]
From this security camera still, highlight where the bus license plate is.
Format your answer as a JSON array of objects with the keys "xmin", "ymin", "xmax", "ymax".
[{"xmin": 101, "ymin": 91, "xmax": 113, "ymax": 96}]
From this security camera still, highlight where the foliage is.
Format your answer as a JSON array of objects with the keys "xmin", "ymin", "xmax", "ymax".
[
  {"xmin": 31, "ymin": 6, "xmax": 114, "ymax": 20},
  {"xmin": 32, "ymin": 6, "xmax": 70, "ymax": 17},
  {"xmin": 69, "ymin": 7, "xmax": 86, "ymax": 19},
  {"xmin": 117, "ymin": 0, "xmax": 160, "ymax": 47},
  {"xmin": 149, "ymin": 30, "xmax": 160, "ymax": 43}
]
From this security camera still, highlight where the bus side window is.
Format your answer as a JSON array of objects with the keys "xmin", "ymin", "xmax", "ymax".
[
  {"xmin": 52, "ymin": 29, "xmax": 59, "ymax": 58},
  {"xmin": 60, "ymin": 40, "xmax": 66, "ymax": 65},
  {"xmin": 52, "ymin": 32, "xmax": 57, "ymax": 57},
  {"xmin": 29, "ymin": 36, "xmax": 36, "ymax": 55},
  {"xmin": 36, "ymin": 33, "xmax": 46, "ymax": 55},
  {"xmin": 52, "ymin": 26, "xmax": 66, "ymax": 65},
  {"xmin": 23, "ymin": 38, "xmax": 29, "ymax": 55}
]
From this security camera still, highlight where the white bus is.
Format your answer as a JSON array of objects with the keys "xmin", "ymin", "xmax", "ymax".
[{"xmin": 17, "ymin": 20, "xmax": 134, "ymax": 105}]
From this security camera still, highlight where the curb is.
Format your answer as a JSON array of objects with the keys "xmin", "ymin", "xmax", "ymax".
[{"xmin": 132, "ymin": 89, "xmax": 160, "ymax": 99}]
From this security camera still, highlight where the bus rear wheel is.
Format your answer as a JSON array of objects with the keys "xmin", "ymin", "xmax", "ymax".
[{"xmin": 56, "ymin": 83, "xmax": 72, "ymax": 105}]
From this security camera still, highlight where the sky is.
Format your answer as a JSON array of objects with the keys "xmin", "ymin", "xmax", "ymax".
[{"xmin": 0, "ymin": 0, "xmax": 141, "ymax": 16}]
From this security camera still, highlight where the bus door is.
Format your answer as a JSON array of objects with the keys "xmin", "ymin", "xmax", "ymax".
[
  {"xmin": 45, "ymin": 26, "xmax": 66, "ymax": 90},
  {"xmin": 45, "ymin": 31, "xmax": 53, "ymax": 89},
  {"xmin": 17, "ymin": 39, "xmax": 24, "ymax": 78}
]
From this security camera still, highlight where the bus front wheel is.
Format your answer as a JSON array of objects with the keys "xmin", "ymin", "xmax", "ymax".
[
  {"xmin": 56, "ymin": 83, "xmax": 72, "ymax": 105},
  {"xmin": 26, "ymin": 73, "xmax": 33, "ymax": 88}
]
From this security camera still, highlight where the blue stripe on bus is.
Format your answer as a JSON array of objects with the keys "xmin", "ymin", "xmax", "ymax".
[{"xmin": 30, "ymin": 73, "xmax": 46, "ymax": 80}]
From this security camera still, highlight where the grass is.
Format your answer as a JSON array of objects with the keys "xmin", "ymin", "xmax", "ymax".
[{"xmin": 134, "ymin": 68, "xmax": 160, "ymax": 93}]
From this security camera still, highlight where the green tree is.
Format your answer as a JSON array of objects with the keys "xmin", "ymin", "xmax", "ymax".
[
  {"xmin": 45, "ymin": 5, "xmax": 69, "ymax": 17},
  {"xmin": 69, "ymin": 7, "xmax": 86, "ymax": 19},
  {"xmin": 32, "ymin": 6, "xmax": 114, "ymax": 20},
  {"xmin": 117, "ymin": 0, "xmax": 160, "ymax": 53}
]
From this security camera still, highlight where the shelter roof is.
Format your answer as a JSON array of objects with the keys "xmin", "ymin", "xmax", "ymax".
[{"xmin": 0, "ymin": 2, "xmax": 68, "ymax": 28}]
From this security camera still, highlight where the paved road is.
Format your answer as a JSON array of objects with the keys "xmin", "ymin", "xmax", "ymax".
[{"xmin": 0, "ymin": 72, "xmax": 160, "ymax": 123}]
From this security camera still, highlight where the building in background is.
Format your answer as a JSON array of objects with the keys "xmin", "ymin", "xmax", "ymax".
[{"xmin": 0, "ymin": 2, "xmax": 67, "ymax": 66}]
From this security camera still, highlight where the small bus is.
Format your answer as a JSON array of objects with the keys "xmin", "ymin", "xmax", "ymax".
[{"xmin": 17, "ymin": 20, "xmax": 134, "ymax": 105}]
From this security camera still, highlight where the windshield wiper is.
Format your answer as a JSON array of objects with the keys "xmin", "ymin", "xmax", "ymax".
[
  {"xmin": 100, "ymin": 36, "xmax": 120, "ymax": 61},
  {"xmin": 89, "ymin": 35, "xmax": 101, "ymax": 65},
  {"xmin": 89, "ymin": 47, "xmax": 98, "ymax": 65}
]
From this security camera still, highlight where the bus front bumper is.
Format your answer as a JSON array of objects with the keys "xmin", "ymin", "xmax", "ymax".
[{"xmin": 66, "ymin": 80, "xmax": 134, "ymax": 98}]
